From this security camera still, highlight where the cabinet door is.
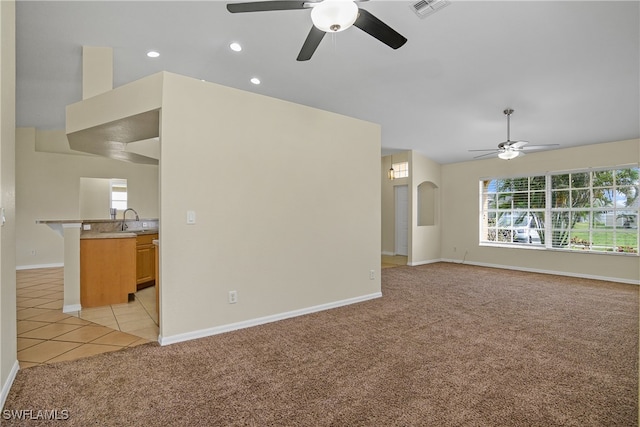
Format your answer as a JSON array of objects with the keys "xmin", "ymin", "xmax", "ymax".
[
  {"xmin": 136, "ymin": 245, "xmax": 155, "ymax": 284},
  {"xmin": 81, "ymin": 237, "xmax": 136, "ymax": 307},
  {"xmin": 136, "ymin": 233, "xmax": 158, "ymax": 286}
]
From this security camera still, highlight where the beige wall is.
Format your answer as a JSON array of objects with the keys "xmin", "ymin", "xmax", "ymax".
[
  {"xmin": 409, "ymin": 151, "xmax": 442, "ymax": 265},
  {"xmin": 441, "ymin": 138, "xmax": 640, "ymax": 283},
  {"xmin": 15, "ymin": 129, "xmax": 159, "ymax": 268},
  {"xmin": 79, "ymin": 177, "xmax": 111, "ymax": 219},
  {"xmin": 158, "ymin": 73, "xmax": 381, "ymax": 342},
  {"xmin": 0, "ymin": 0, "xmax": 16, "ymax": 407}
]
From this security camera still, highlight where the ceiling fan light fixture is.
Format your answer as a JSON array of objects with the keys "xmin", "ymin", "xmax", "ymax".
[
  {"xmin": 498, "ymin": 149, "xmax": 519, "ymax": 160},
  {"xmin": 311, "ymin": 0, "xmax": 359, "ymax": 33}
]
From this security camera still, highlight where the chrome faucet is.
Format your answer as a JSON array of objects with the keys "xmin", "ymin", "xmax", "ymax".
[{"xmin": 121, "ymin": 208, "xmax": 139, "ymax": 231}]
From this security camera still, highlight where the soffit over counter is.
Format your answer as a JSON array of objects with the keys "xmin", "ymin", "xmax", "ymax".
[
  {"xmin": 67, "ymin": 110, "xmax": 159, "ymax": 165},
  {"xmin": 65, "ymin": 72, "xmax": 164, "ymax": 165}
]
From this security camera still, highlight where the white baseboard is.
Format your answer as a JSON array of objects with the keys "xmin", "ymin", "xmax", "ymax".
[
  {"xmin": 440, "ymin": 258, "xmax": 640, "ymax": 285},
  {"xmin": 159, "ymin": 292, "xmax": 383, "ymax": 346},
  {"xmin": 16, "ymin": 262, "xmax": 63, "ymax": 271},
  {"xmin": 63, "ymin": 304, "xmax": 82, "ymax": 314},
  {"xmin": 408, "ymin": 258, "xmax": 444, "ymax": 267},
  {"xmin": 0, "ymin": 360, "xmax": 19, "ymax": 410},
  {"xmin": 381, "ymin": 251, "xmax": 395, "ymax": 256}
]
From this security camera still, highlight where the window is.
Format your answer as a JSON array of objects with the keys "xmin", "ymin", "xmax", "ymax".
[
  {"xmin": 110, "ymin": 179, "xmax": 128, "ymax": 211},
  {"xmin": 392, "ymin": 162, "xmax": 409, "ymax": 179},
  {"xmin": 481, "ymin": 176, "xmax": 546, "ymax": 245},
  {"xmin": 480, "ymin": 166, "xmax": 639, "ymax": 254},
  {"xmin": 550, "ymin": 168, "xmax": 638, "ymax": 253}
]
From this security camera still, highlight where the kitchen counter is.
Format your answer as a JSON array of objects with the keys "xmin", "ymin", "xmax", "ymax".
[
  {"xmin": 38, "ymin": 218, "xmax": 158, "ymax": 238},
  {"xmin": 80, "ymin": 229, "xmax": 159, "ymax": 239},
  {"xmin": 37, "ymin": 218, "xmax": 158, "ymax": 224},
  {"xmin": 37, "ymin": 218, "xmax": 158, "ymax": 312},
  {"xmin": 79, "ymin": 229, "xmax": 159, "ymax": 307}
]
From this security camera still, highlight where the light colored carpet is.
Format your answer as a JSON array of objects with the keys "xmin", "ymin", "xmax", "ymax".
[{"xmin": 4, "ymin": 262, "xmax": 638, "ymax": 426}]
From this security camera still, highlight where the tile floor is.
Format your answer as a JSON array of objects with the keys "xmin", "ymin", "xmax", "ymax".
[
  {"xmin": 17, "ymin": 268, "xmax": 158, "ymax": 368},
  {"xmin": 17, "ymin": 258, "xmax": 403, "ymax": 368},
  {"xmin": 381, "ymin": 255, "xmax": 408, "ymax": 269}
]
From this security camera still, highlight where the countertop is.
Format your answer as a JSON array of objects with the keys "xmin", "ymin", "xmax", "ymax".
[
  {"xmin": 81, "ymin": 229, "xmax": 159, "ymax": 240},
  {"xmin": 37, "ymin": 218, "xmax": 158, "ymax": 224},
  {"xmin": 38, "ymin": 218, "xmax": 159, "ymax": 238}
]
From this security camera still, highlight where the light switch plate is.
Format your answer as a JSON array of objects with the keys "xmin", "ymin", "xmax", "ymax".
[{"xmin": 187, "ymin": 210, "xmax": 196, "ymax": 224}]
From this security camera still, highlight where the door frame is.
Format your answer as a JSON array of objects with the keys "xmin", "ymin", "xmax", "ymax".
[{"xmin": 394, "ymin": 185, "xmax": 409, "ymax": 256}]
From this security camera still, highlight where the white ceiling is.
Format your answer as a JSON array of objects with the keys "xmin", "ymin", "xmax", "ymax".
[{"xmin": 15, "ymin": 0, "xmax": 640, "ymax": 164}]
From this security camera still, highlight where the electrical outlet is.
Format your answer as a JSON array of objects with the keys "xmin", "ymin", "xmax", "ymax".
[
  {"xmin": 369, "ymin": 270, "xmax": 375, "ymax": 280},
  {"xmin": 228, "ymin": 290, "xmax": 238, "ymax": 304},
  {"xmin": 142, "ymin": 222, "xmax": 148, "ymax": 228},
  {"xmin": 83, "ymin": 224, "xmax": 91, "ymax": 231}
]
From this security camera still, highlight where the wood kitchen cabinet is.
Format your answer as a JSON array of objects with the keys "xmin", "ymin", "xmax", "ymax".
[
  {"xmin": 136, "ymin": 233, "xmax": 158, "ymax": 290},
  {"xmin": 80, "ymin": 236, "xmax": 136, "ymax": 307}
]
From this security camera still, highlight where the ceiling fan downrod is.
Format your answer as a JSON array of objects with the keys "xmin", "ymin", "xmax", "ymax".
[{"xmin": 504, "ymin": 108, "xmax": 514, "ymax": 143}]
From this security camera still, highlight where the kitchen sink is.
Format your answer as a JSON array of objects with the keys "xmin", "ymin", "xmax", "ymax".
[
  {"xmin": 102, "ymin": 229, "xmax": 158, "ymax": 235},
  {"xmin": 127, "ymin": 229, "xmax": 158, "ymax": 235}
]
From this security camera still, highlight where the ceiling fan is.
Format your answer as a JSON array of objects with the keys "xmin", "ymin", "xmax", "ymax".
[
  {"xmin": 226, "ymin": 0, "xmax": 408, "ymax": 61},
  {"xmin": 469, "ymin": 108, "xmax": 559, "ymax": 160}
]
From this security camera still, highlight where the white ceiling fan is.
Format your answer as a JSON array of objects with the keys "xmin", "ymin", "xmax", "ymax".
[{"xmin": 470, "ymin": 108, "xmax": 559, "ymax": 160}]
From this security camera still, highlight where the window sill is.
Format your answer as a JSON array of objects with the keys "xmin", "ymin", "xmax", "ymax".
[{"xmin": 479, "ymin": 242, "xmax": 639, "ymax": 256}]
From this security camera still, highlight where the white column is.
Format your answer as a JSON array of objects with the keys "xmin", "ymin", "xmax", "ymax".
[{"xmin": 62, "ymin": 223, "xmax": 82, "ymax": 313}]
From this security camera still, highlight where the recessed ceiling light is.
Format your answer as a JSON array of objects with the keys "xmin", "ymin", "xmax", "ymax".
[
  {"xmin": 229, "ymin": 42, "xmax": 242, "ymax": 52},
  {"xmin": 146, "ymin": 51, "xmax": 160, "ymax": 58},
  {"xmin": 250, "ymin": 77, "xmax": 261, "ymax": 85}
]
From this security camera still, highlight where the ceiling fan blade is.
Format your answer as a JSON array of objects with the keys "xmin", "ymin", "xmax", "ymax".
[
  {"xmin": 522, "ymin": 143, "xmax": 560, "ymax": 150},
  {"xmin": 473, "ymin": 152, "xmax": 500, "ymax": 159},
  {"xmin": 510, "ymin": 140, "xmax": 528, "ymax": 149},
  {"xmin": 297, "ymin": 25, "xmax": 326, "ymax": 61},
  {"xmin": 353, "ymin": 8, "xmax": 407, "ymax": 50},
  {"xmin": 227, "ymin": 1, "xmax": 309, "ymax": 13},
  {"xmin": 468, "ymin": 149, "xmax": 500, "ymax": 152}
]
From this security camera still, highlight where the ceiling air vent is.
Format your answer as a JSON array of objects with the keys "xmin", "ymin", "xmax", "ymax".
[{"xmin": 411, "ymin": 0, "xmax": 450, "ymax": 19}]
